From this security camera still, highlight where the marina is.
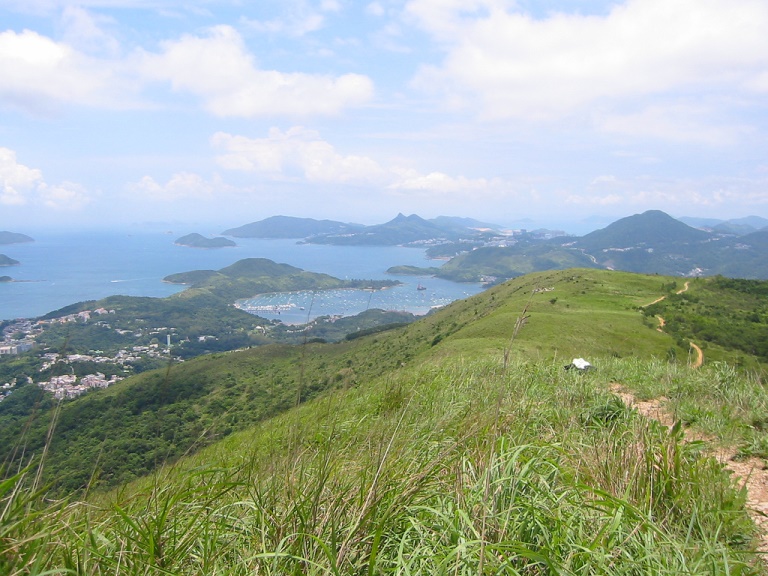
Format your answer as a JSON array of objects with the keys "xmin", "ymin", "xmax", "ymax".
[{"xmin": 1, "ymin": 231, "xmax": 484, "ymax": 321}]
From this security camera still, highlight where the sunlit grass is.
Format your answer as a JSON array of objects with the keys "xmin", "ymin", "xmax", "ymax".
[{"xmin": 3, "ymin": 356, "xmax": 765, "ymax": 574}]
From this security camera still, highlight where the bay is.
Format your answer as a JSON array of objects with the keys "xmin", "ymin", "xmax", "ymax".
[{"xmin": 1, "ymin": 230, "xmax": 483, "ymax": 322}]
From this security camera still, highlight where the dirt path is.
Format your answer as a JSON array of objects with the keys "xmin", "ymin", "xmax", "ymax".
[
  {"xmin": 689, "ymin": 341, "xmax": 704, "ymax": 369},
  {"xmin": 610, "ymin": 384, "xmax": 768, "ymax": 555},
  {"xmin": 643, "ymin": 281, "xmax": 703, "ymax": 368},
  {"xmin": 642, "ymin": 281, "xmax": 691, "ymax": 308}
]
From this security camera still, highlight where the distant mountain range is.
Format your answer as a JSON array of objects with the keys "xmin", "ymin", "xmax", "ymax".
[
  {"xmin": 679, "ymin": 215, "xmax": 768, "ymax": 235},
  {"xmin": 222, "ymin": 213, "xmax": 503, "ymax": 246},
  {"xmin": 219, "ymin": 211, "xmax": 767, "ymax": 279},
  {"xmin": 437, "ymin": 210, "xmax": 768, "ymax": 281}
]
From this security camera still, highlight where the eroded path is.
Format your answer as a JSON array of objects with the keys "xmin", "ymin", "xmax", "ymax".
[
  {"xmin": 611, "ymin": 384, "xmax": 768, "ymax": 554},
  {"xmin": 644, "ymin": 281, "xmax": 703, "ymax": 368}
]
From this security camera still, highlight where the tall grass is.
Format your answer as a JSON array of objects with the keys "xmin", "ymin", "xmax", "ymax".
[{"xmin": 1, "ymin": 357, "xmax": 765, "ymax": 574}]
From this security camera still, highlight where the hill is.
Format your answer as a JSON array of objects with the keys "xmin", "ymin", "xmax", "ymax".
[
  {"xmin": 575, "ymin": 210, "xmax": 712, "ymax": 251},
  {"xmin": 164, "ymin": 257, "xmax": 398, "ymax": 303},
  {"xmin": 174, "ymin": 232, "xmax": 236, "ymax": 248},
  {"xmin": 427, "ymin": 210, "xmax": 768, "ymax": 281},
  {"xmin": 307, "ymin": 213, "xmax": 456, "ymax": 246},
  {"xmin": 222, "ymin": 215, "xmax": 359, "ymax": 238},
  {"xmin": 0, "ymin": 230, "xmax": 33, "ymax": 244},
  {"xmin": 0, "ymin": 254, "xmax": 19, "ymax": 266},
  {"xmin": 3, "ymin": 268, "xmax": 768, "ymax": 573},
  {"xmin": 5, "ymin": 268, "xmax": 767, "ymax": 494}
]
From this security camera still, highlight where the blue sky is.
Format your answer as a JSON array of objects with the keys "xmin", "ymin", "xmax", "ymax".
[{"xmin": 1, "ymin": 0, "xmax": 767, "ymax": 232}]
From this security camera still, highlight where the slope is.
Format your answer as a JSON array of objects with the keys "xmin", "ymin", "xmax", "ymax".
[
  {"xmin": 5, "ymin": 269, "xmax": 768, "ymax": 573},
  {"xmin": 5, "ymin": 268, "xmax": 762, "ymax": 495}
]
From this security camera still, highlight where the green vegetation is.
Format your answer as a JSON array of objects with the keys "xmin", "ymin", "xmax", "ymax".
[
  {"xmin": 385, "ymin": 264, "xmax": 441, "ymax": 275},
  {"xmin": 3, "ymin": 268, "xmax": 768, "ymax": 573},
  {"xmin": 174, "ymin": 232, "xmax": 236, "ymax": 248},
  {"xmin": 407, "ymin": 210, "xmax": 768, "ymax": 282},
  {"xmin": 643, "ymin": 276, "xmax": 768, "ymax": 366},
  {"xmin": 309, "ymin": 213, "xmax": 463, "ymax": 246},
  {"xmin": 437, "ymin": 243, "xmax": 595, "ymax": 281},
  {"xmin": 165, "ymin": 257, "xmax": 400, "ymax": 303}
]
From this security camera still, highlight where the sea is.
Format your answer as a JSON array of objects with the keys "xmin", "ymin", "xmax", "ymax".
[{"xmin": 1, "ymin": 230, "xmax": 484, "ymax": 323}]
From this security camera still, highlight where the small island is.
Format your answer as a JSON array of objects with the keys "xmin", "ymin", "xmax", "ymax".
[
  {"xmin": 0, "ymin": 275, "xmax": 12, "ymax": 282},
  {"xmin": 0, "ymin": 254, "xmax": 20, "ymax": 266},
  {"xmin": 0, "ymin": 231, "xmax": 34, "ymax": 245},
  {"xmin": 174, "ymin": 233, "xmax": 236, "ymax": 249}
]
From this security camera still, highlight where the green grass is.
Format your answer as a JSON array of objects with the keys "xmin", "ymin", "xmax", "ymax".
[
  {"xmin": 3, "ymin": 268, "xmax": 768, "ymax": 574},
  {"xmin": 2, "ymin": 356, "xmax": 765, "ymax": 574}
]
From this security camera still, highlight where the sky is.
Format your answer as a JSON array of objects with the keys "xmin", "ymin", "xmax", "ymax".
[{"xmin": 1, "ymin": 0, "xmax": 768, "ymax": 233}]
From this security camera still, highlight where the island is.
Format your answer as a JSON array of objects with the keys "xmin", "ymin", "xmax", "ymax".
[
  {"xmin": 0, "ymin": 275, "xmax": 12, "ymax": 282},
  {"xmin": 0, "ymin": 231, "xmax": 34, "ymax": 245},
  {"xmin": 0, "ymin": 254, "xmax": 20, "ymax": 266},
  {"xmin": 174, "ymin": 233, "xmax": 236, "ymax": 249},
  {"xmin": 163, "ymin": 257, "xmax": 400, "ymax": 302}
]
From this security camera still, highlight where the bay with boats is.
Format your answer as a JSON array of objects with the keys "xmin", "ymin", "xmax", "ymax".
[{"xmin": 1, "ymin": 229, "xmax": 483, "ymax": 322}]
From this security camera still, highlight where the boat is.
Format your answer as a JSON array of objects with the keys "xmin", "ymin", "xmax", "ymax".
[{"xmin": 417, "ymin": 283, "xmax": 427, "ymax": 291}]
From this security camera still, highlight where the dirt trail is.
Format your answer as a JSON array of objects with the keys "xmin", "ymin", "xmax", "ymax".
[
  {"xmin": 643, "ymin": 281, "xmax": 691, "ymax": 308},
  {"xmin": 689, "ymin": 341, "xmax": 704, "ymax": 369},
  {"xmin": 610, "ymin": 384, "xmax": 768, "ymax": 554},
  {"xmin": 644, "ymin": 281, "xmax": 703, "ymax": 368}
]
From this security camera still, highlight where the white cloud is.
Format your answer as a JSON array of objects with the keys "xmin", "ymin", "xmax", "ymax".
[
  {"xmin": 213, "ymin": 126, "xmax": 519, "ymax": 204},
  {"xmin": 244, "ymin": 0, "xmax": 341, "ymax": 36},
  {"xmin": 38, "ymin": 181, "xmax": 91, "ymax": 210},
  {"xmin": 366, "ymin": 2, "xmax": 385, "ymax": 17},
  {"xmin": 0, "ymin": 29, "xmax": 123, "ymax": 112},
  {"xmin": 60, "ymin": 6, "xmax": 119, "ymax": 56},
  {"xmin": 389, "ymin": 167, "xmax": 505, "ymax": 197},
  {"xmin": 0, "ymin": 147, "xmax": 90, "ymax": 210},
  {"xmin": 566, "ymin": 174, "xmax": 768, "ymax": 212},
  {"xmin": 129, "ymin": 172, "xmax": 216, "ymax": 202},
  {"xmin": 0, "ymin": 147, "xmax": 42, "ymax": 205},
  {"xmin": 0, "ymin": 22, "xmax": 371, "ymax": 117},
  {"xmin": 138, "ymin": 25, "xmax": 374, "ymax": 117},
  {"xmin": 212, "ymin": 127, "xmax": 387, "ymax": 183},
  {"xmin": 408, "ymin": 0, "xmax": 768, "ymax": 124},
  {"xmin": 598, "ymin": 104, "xmax": 752, "ymax": 145}
]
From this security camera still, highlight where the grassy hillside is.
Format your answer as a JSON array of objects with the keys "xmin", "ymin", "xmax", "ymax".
[
  {"xmin": 4, "ymin": 269, "xmax": 762, "ymax": 494},
  {"xmin": 4, "ymin": 268, "xmax": 768, "ymax": 574}
]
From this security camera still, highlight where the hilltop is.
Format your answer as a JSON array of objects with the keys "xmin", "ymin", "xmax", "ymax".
[{"xmin": 3, "ymin": 268, "xmax": 768, "ymax": 573}]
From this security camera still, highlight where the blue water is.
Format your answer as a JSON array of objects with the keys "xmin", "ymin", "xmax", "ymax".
[{"xmin": 1, "ymin": 231, "xmax": 483, "ymax": 321}]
